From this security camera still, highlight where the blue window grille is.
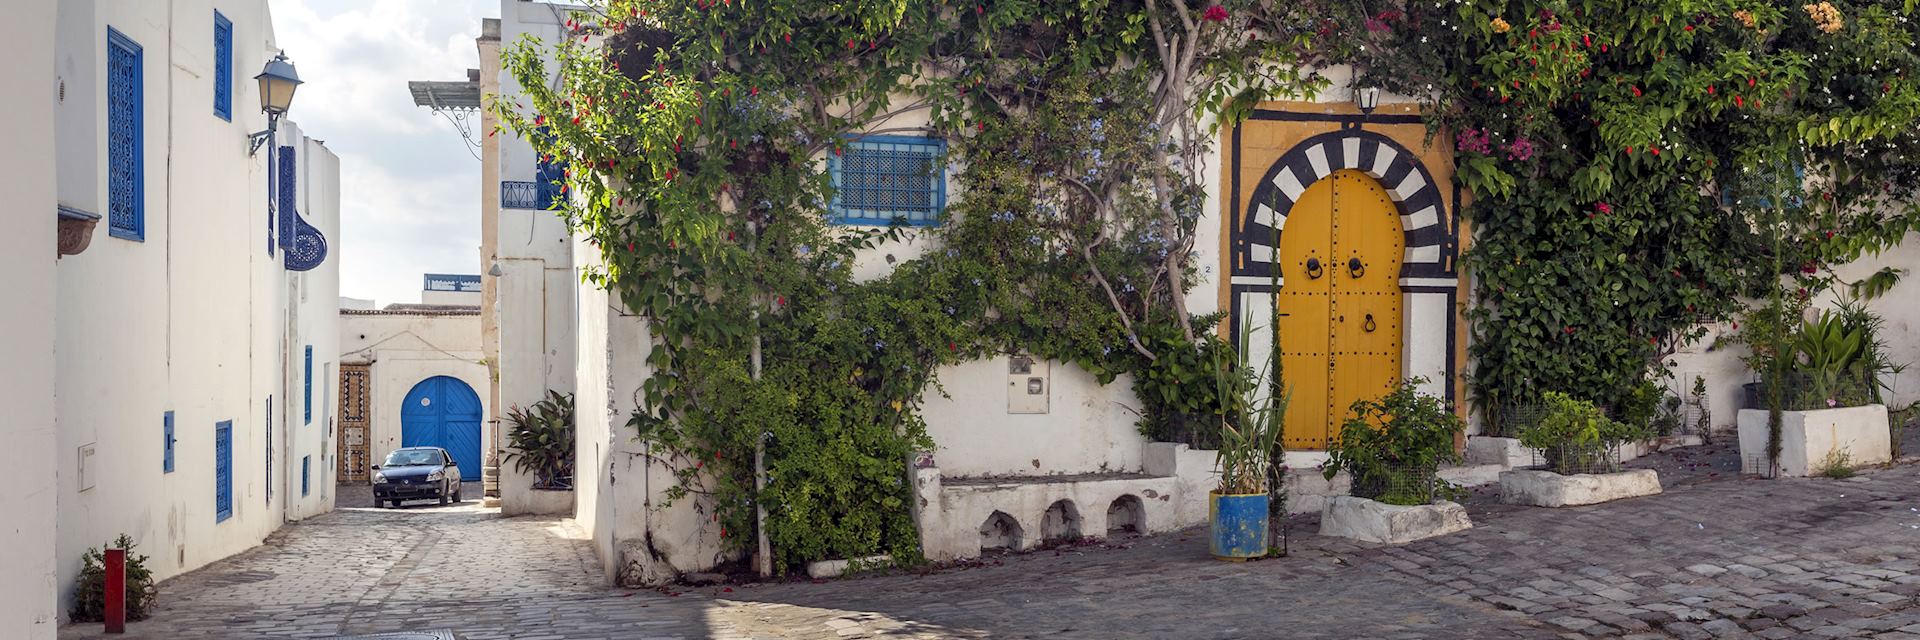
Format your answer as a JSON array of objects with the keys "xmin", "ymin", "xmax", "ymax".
[
  {"xmin": 107, "ymin": 28, "xmax": 145, "ymax": 241},
  {"xmin": 304, "ymin": 346, "xmax": 313, "ymax": 424},
  {"xmin": 214, "ymin": 420, "xmax": 233, "ymax": 522},
  {"xmin": 500, "ymin": 181, "xmax": 539, "ymax": 209},
  {"xmin": 213, "ymin": 12, "xmax": 232, "ymax": 121},
  {"xmin": 828, "ymin": 135, "xmax": 946, "ymax": 226},
  {"xmin": 163, "ymin": 411, "xmax": 176, "ymax": 473},
  {"xmin": 1721, "ymin": 163, "xmax": 1806, "ymax": 210},
  {"xmin": 279, "ymin": 146, "xmax": 296, "ymax": 251},
  {"xmin": 301, "ymin": 456, "xmax": 311, "ymax": 497}
]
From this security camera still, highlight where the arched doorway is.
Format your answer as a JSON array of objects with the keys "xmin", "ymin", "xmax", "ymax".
[
  {"xmin": 400, "ymin": 376, "xmax": 483, "ymax": 483},
  {"xmin": 1276, "ymin": 169, "xmax": 1405, "ymax": 448}
]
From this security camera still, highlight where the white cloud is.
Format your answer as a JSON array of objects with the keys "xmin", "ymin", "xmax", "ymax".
[{"xmin": 270, "ymin": 0, "xmax": 496, "ymax": 306}]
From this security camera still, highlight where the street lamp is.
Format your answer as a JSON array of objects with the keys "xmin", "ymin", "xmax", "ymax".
[{"xmin": 249, "ymin": 52, "xmax": 303, "ymax": 155}]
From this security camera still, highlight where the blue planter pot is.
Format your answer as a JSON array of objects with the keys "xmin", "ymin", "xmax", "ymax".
[{"xmin": 1209, "ymin": 491, "xmax": 1270, "ymax": 559}]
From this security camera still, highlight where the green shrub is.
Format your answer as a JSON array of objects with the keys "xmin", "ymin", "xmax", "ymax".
[
  {"xmin": 1517, "ymin": 392, "xmax": 1642, "ymax": 475},
  {"xmin": 69, "ymin": 535, "xmax": 156, "ymax": 623},
  {"xmin": 1323, "ymin": 379, "xmax": 1464, "ymax": 506}
]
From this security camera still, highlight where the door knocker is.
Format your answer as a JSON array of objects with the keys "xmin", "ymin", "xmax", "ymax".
[
  {"xmin": 1348, "ymin": 257, "xmax": 1366, "ymax": 278},
  {"xmin": 1363, "ymin": 313, "xmax": 1377, "ymax": 333},
  {"xmin": 1305, "ymin": 257, "xmax": 1324, "ymax": 280}
]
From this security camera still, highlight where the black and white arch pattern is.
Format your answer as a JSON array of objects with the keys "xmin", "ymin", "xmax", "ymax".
[{"xmin": 1231, "ymin": 130, "xmax": 1456, "ymax": 285}]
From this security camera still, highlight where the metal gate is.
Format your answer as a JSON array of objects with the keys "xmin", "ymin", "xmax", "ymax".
[{"xmin": 337, "ymin": 364, "xmax": 370, "ymax": 483}]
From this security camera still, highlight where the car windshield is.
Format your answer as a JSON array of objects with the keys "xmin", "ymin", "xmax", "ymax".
[{"xmin": 383, "ymin": 450, "xmax": 441, "ymax": 467}]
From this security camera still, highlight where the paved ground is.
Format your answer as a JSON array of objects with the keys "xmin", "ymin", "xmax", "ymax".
[{"xmin": 61, "ymin": 446, "xmax": 1920, "ymax": 640}]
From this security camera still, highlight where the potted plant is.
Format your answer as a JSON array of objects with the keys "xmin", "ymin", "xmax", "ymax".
[
  {"xmin": 503, "ymin": 390, "xmax": 576, "ymax": 490},
  {"xmin": 1318, "ymin": 379, "xmax": 1473, "ymax": 544},
  {"xmin": 1501, "ymin": 392, "xmax": 1663, "ymax": 507},
  {"xmin": 1734, "ymin": 303, "xmax": 1897, "ymax": 476},
  {"xmin": 1208, "ymin": 333, "xmax": 1286, "ymax": 560}
]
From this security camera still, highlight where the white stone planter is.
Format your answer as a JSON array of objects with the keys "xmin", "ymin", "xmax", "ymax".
[
  {"xmin": 1319, "ymin": 496, "xmax": 1471, "ymax": 544},
  {"xmin": 1499, "ymin": 469, "xmax": 1661, "ymax": 507},
  {"xmin": 1736, "ymin": 405, "xmax": 1891, "ymax": 477},
  {"xmin": 502, "ymin": 487, "xmax": 574, "ymax": 516}
]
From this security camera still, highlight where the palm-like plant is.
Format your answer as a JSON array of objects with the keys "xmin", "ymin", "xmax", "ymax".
[
  {"xmin": 503, "ymin": 390, "xmax": 576, "ymax": 490},
  {"xmin": 1214, "ymin": 329, "xmax": 1288, "ymax": 495}
]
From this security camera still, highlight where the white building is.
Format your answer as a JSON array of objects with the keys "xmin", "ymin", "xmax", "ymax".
[
  {"xmin": 25, "ymin": 0, "xmax": 342, "ymax": 624},
  {"xmin": 336, "ymin": 289, "xmax": 489, "ymax": 491},
  {"xmin": 1, "ymin": 3, "xmax": 62, "ymax": 637}
]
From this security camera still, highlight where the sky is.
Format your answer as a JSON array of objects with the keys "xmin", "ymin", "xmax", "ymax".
[{"xmin": 270, "ymin": 0, "xmax": 497, "ymax": 307}]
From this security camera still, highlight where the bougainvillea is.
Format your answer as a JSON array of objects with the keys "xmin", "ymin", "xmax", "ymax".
[
  {"xmin": 494, "ymin": 0, "xmax": 1322, "ymax": 571},
  {"xmin": 1285, "ymin": 0, "xmax": 1920, "ymax": 428}
]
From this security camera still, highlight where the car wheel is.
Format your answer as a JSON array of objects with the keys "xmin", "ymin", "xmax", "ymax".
[
  {"xmin": 453, "ymin": 485, "xmax": 463, "ymax": 502},
  {"xmin": 439, "ymin": 488, "xmax": 450, "ymax": 506}
]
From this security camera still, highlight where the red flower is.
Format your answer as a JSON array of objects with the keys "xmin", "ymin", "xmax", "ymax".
[
  {"xmin": 1734, "ymin": 95, "xmax": 1743, "ymax": 108},
  {"xmin": 1203, "ymin": 5, "xmax": 1228, "ymax": 22},
  {"xmin": 776, "ymin": 295, "xmax": 786, "ymax": 306},
  {"xmin": 1564, "ymin": 326, "xmax": 1576, "ymax": 334}
]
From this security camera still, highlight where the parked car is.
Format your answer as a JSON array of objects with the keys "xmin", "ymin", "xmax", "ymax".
[{"xmin": 371, "ymin": 447, "xmax": 463, "ymax": 508}]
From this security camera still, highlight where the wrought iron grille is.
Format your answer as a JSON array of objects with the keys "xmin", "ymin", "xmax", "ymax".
[
  {"xmin": 500, "ymin": 181, "xmax": 539, "ymax": 209},
  {"xmin": 829, "ymin": 135, "xmax": 945, "ymax": 226},
  {"xmin": 279, "ymin": 146, "xmax": 296, "ymax": 248},
  {"xmin": 536, "ymin": 155, "xmax": 566, "ymax": 210},
  {"xmin": 107, "ymin": 29, "xmax": 144, "ymax": 240}
]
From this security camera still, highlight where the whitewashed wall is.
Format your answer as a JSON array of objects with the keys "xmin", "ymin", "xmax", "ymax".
[
  {"xmin": 1, "ymin": 2, "xmax": 60, "ymax": 636},
  {"xmin": 52, "ymin": 0, "xmax": 337, "ymax": 619},
  {"xmin": 1669, "ymin": 233, "xmax": 1920, "ymax": 428},
  {"xmin": 492, "ymin": 0, "xmax": 581, "ymax": 509},
  {"xmin": 339, "ymin": 312, "xmax": 489, "ymax": 471}
]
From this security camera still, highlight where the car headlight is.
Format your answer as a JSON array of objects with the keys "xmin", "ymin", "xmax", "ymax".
[
  {"xmin": 427, "ymin": 470, "xmax": 445, "ymax": 481},
  {"xmin": 372, "ymin": 471, "xmax": 387, "ymax": 484}
]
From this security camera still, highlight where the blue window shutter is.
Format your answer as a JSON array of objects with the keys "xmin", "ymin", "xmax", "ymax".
[
  {"xmin": 304, "ymin": 346, "xmax": 313, "ymax": 424},
  {"xmin": 106, "ymin": 28, "xmax": 145, "ymax": 241},
  {"xmin": 215, "ymin": 420, "xmax": 233, "ymax": 522},
  {"xmin": 535, "ymin": 153, "xmax": 567, "ymax": 210},
  {"xmin": 828, "ymin": 135, "xmax": 946, "ymax": 227},
  {"xmin": 213, "ymin": 12, "xmax": 232, "ymax": 120},
  {"xmin": 301, "ymin": 456, "xmax": 310, "ymax": 497},
  {"xmin": 163, "ymin": 411, "xmax": 175, "ymax": 473}
]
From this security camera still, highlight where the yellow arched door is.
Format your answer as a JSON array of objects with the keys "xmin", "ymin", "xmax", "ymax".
[{"xmin": 1276, "ymin": 169, "xmax": 1404, "ymax": 449}]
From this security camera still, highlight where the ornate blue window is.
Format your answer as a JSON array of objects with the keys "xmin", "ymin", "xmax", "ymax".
[
  {"xmin": 828, "ymin": 135, "xmax": 946, "ymax": 226},
  {"xmin": 214, "ymin": 420, "xmax": 233, "ymax": 522},
  {"xmin": 279, "ymin": 146, "xmax": 331, "ymax": 271},
  {"xmin": 213, "ymin": 12, "xmax": 232, "ymax": 121},
  {"xmin": 163, "ymin": 411, "xmax": 176, "ymax": 474},
  {"xmin": 301, "ymin": 455, "xmax": 311, "ymax": 497},
  {"xmin": 107, "ymin": 28, "xmax": 145, "ymax": 241},
  {"xmin": 304, "ymin": 346, "xmax": 313, "ymax": 424}
]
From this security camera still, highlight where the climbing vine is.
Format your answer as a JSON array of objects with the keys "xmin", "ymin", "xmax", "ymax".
[
  {"xmin": 495, "ymin": 0, "xmax": 1321, "ymax": 571},
  {"xmin": 1287, "ymin": 0, "xmax": 1920, "ymax": 424}
]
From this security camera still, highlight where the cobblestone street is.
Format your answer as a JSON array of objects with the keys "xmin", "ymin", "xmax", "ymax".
[{"xmin": 60, "ymin": 452, "xmax": 1920, "ymax": 640}]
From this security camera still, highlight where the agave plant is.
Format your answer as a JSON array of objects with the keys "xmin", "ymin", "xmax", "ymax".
[{"xmin": 503, "ymin": 390, "xmax": 576, "ymax": 489}]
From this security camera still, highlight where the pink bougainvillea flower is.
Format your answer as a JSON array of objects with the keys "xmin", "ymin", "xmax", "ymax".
[
  {"xmin": 1827, "ymin": 398, "xmax": 1839, "ymax": 408},
  {"xmin": 1203, "ymin": 5, "xmax": 1229, "ymax": 22},
  {"xmin": 1595, "ymin": 202, "xmax": 1613, "ymax": 214}
]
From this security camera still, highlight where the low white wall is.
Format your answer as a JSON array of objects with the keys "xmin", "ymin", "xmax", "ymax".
[
  {"xmin": 921, "ymin": 358, "xmax": 1146, "ymax": 477},
  {"xmin": 1736, "ymin": 406, "xmax": 1892, "ymax": 477}
]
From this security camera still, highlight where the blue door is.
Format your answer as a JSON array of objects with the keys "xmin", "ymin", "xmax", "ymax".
[{"xmin": 399, "ymin": 376, "xmax": 482, "ymax": 484}]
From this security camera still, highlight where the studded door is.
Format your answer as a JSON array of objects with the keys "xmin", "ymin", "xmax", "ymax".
[
  {"xmin": 337, "ymin": 364, "xmax": 370, "ymax": 483},
  {"xmin": 1277, "ymin": 169, "xmax": 1404, "ymax": 448}
]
